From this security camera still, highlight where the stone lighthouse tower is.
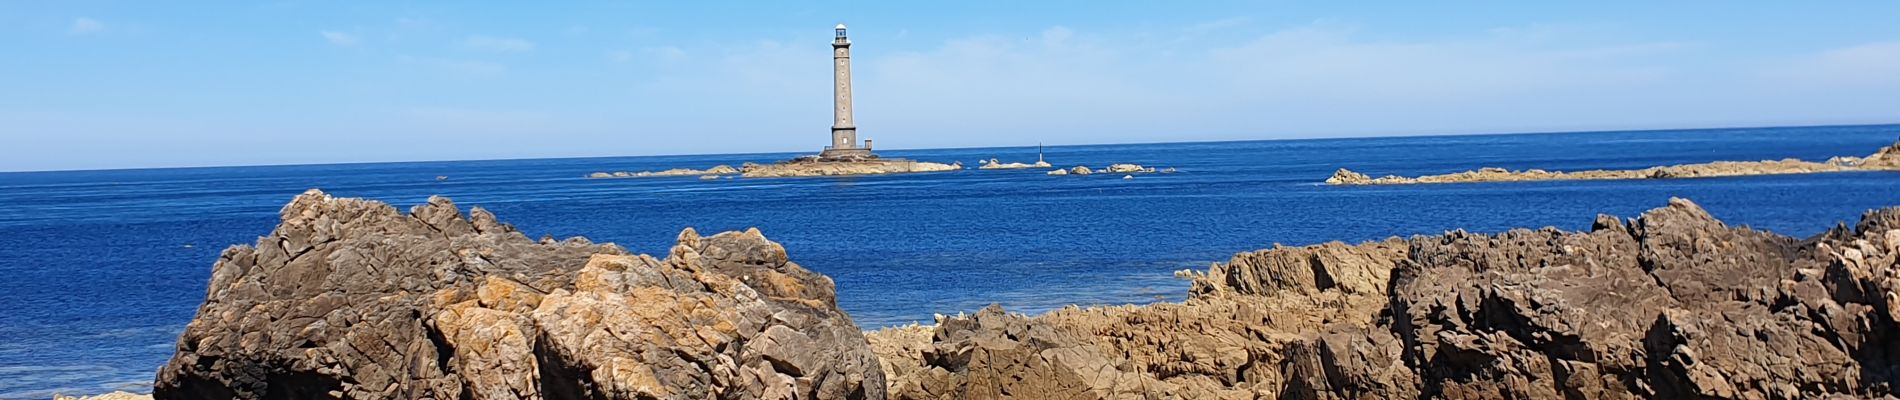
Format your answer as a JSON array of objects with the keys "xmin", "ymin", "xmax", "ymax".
[{"xmin": 819, "ymin": 23, "xmax": 874, "ymax": 160}]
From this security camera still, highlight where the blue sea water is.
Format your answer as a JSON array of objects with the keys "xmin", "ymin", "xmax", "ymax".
[{"xmin": 2, "ymin": 125, "xmax": 1899, "ymax": 398}]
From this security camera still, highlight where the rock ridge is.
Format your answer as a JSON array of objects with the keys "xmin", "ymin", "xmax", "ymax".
[{"xmin": 1327, "ymin": 139, "xmax": 1900, "ymax": 185}]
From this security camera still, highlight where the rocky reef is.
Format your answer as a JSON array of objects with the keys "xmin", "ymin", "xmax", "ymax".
[
  {"xmin": 869, "ymin": 198, "xmax": 1900, "ymax": 398},
  {"xmin": 1327, "ymin": 139, "xmax": 1900, "ymax": 185},
  {"xmin": 976, "ymin": 158, "xmax": 1052, "ymax": 170},
  {"xmin": 1047, "ymin": 164, "xmax": 1172, "ymax": 176},
  {"xmin": 152, "ymin": 190, "xmax": 884, "ymax": 399},
  {"xmin": 589, "ymin": 160, "xmax": 958, "ymax": 179},
  {"xmin": 147, "ymin": 190, "xmax": 1900, "ymax": 399},
  {"xmin": 737, "ymin": 159, "xmax": 959, "ymax": 178},
  {"xmin": 589, "ymin": 165, "xmax": 741, "ymax": 179}
]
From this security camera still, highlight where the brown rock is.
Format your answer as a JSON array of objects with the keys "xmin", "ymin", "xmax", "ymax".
[
  {"xmin": 153, "ymin": 190, "xmax": 884, "ymax": 400},
  {"xmin": 875, "ymin": 198, "xmax": 1900, "ymax": 399}
]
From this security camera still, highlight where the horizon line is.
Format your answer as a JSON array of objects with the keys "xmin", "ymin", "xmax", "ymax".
[{"xmin": 5, "ymin": 121, "xmax": 1897, "ymax": 174}]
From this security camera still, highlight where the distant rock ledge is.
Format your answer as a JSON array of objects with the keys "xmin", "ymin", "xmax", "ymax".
[
  {"xmin": 976, "ymin": 158, "xmax": 1052, "ymax": 170},
  {"xmin": 1327, "ymin": 139, "xmax": 1900, "ymax": 185},
  {"xmin": 1047, "ymin": 163, "xmax": 1175, "ymax": 176},
  {"xmin": 589, "ymin": 159, "xmax": 959, "ymax": 179}
]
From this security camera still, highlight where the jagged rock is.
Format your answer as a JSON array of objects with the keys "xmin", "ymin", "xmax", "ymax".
[
  {"xmin": 1325, "ymin": 168, "xmax": 1373, "ymax": 185},
  {"xmin": 153, "ymin": 190, "xmax": 884, "ymax": 400},
  {"xmin": 1068, "ymin": 166, "xmax": 1093, "ymax": 175},
  {"xmin": 874, "ymin": 198, "xmax": 1900, "ymax": 399},
  {"xmin": 1104, "ymin": 164, "xmax": 1144, "ymax": 173},
  {"xmin": 1858, "ymin": 140, "xmax": 1900, "ymax": 169}
]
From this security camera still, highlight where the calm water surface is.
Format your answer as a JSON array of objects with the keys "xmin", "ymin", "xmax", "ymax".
[{"xmin": 3, "ymin": 125, "xmax": 1899, "ymax": 397}]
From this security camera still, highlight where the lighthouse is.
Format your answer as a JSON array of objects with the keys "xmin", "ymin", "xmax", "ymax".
[{"xmin": 819, "ymin": 23, "xmax": 874, "ymax": 160}]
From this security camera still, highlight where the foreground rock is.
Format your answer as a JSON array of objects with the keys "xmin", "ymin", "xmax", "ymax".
[
  {"xmin": 870, "ymin": 198, "xmax": 1900, "ymax": 398},
  {"xmin": 153, "ymin": 190, "xmax": 884, "ymax": 399},
  {"xmin": 1328, "ymin": 139, "xmax": 1900, "ymax": 185}
]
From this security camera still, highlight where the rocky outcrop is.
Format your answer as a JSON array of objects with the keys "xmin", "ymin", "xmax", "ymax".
[
  {"xmin": 589, "ymin": 165, "xmax": 740, "ymax": 179},
  {"xmin": 1049, "ymin": 164, "xmax": 1164, "ymax": 177},
  {"xmin": 740, "ymin": 160, "xmax": 959, "ymax": 178},
  {"xmin": 871, "ymin": 198, "xmax": 1900, "ymax": 399},
  {"xmin": 1858, "ymin": 140, "xmax": 1900, "ymax": 169},
  {"xmin": 1328, "ymin": 139, "xmax": 1900, "ymax": 185},
  {"xmin": 153, "ymin": 190, "xmax": 884, "ymax": 400},
  {"xmin": 147, "ymin": 189, "xmax": 1900, "ymax": 399},
  {"xmin": 976, "ymin": 158, "xmax": 1053, "ymax": 170}
]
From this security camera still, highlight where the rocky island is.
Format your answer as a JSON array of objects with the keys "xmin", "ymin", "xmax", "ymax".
[
  {"xmin": 589, "ymin": 159, "xmax": 960, "ymax": 179},
  {"xmin": 131, "ymin": 190, "xmax": 1900, "ymax": 399},
  {"xmin": 1328, "ymin": 139, "xmax": 1900, "ymax": 185},
  {"xmin": 1046, "ymin": 163, "xmax": 1173, "ymax": 176},
  {"xmin": 975, "ymin": 158, "xmax": 1051, "ymax": 170}
]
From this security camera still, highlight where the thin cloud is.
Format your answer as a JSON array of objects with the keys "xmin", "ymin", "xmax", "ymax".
[
  {"xmin": 1766, "ymin": 41, "xmax": 1900, "ymax": 88},
  {"xmin": 461, "ymin": 35, "xmax": 535, "ymax": 52},
  {"xmin": 69, "ymin": 17, "xmax": 104, "ymax": 34},
  {"xmin": 398, "ymin": 56, "xmax": 506, "ymax": 77},
  {"xmin": 320, "ymin": 30, "xmax": 359, "ymax": 46}
]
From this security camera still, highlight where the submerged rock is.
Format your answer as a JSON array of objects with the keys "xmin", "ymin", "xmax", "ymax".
[{"xmin": 153, "ymin": 190, "xmax": 884, "ymax": 400}]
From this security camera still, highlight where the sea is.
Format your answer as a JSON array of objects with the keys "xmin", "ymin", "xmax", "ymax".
[{"xmin": 2, "ymin": 125, "xmax": 1898, "ymax": 398}]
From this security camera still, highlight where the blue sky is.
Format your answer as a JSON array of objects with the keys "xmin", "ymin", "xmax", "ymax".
[{"xmin": 4, "ymin": 1, "xmax": 1899, "ymax": 171}]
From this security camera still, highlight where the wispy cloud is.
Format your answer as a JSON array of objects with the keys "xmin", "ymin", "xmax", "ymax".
[
  {"xmin": 69, "ymin": 17, "xmax": 104, "ymax": 34},
  {"xmin": 1184, "ymin": 17, "xmax": 1252, "ymax": 35},
  {"xmin": 461, "ymin": 35, "xmax": 535, "ymax": 52},
  {"xmin": 319, "ymin": 30, "xmax": 359, "ymax": 46},
  {"xmin": 1765, "ymin": 41, "xmax": 1900, "ymax": 88},
  {"xmin": 398, "ymin": 56, "xmax": 506, "ymax": 77}
]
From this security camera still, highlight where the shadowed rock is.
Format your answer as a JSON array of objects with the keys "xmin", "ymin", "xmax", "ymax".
[{"xmin": 152, "ymin": 189, "xmax": 884, "ymax": 400}]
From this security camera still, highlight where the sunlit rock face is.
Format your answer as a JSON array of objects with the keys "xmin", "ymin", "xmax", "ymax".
[{"xmin": 153, "ymin": 190, "xmax": 884, "ymax": 400}]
